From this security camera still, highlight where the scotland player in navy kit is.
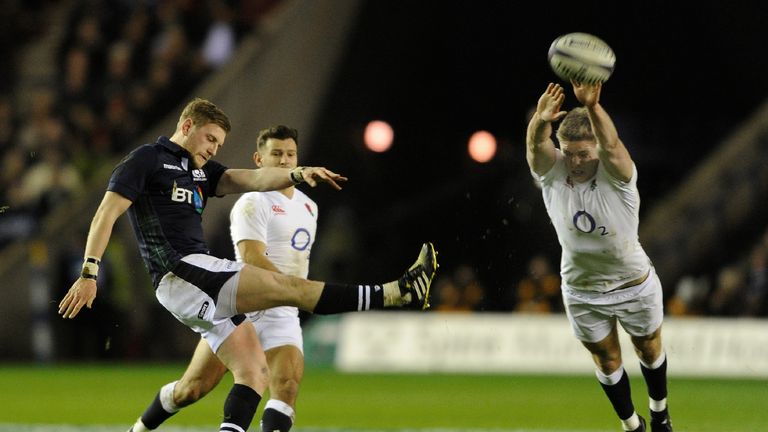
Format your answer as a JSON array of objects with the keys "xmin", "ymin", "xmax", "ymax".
[
  {"xmin": 58, "ymin": 99, "xmax": 437, "ymax": 432},
  {"xmin": 525, "ymin": 82, "xmax": 672, "ymax": 432},
  {"xmin": 126, "ymin": 125, "xmax": 323, "ymax": 432}
]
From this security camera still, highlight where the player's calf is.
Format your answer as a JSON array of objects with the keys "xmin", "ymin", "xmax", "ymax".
[{"xmin": 639, "ymin": 351, "xmax": 672, "ymax": 431}]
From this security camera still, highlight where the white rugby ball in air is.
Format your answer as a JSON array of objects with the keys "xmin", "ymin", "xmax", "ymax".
[{"xmin": 548, "ymin": 32, "xmax": 616, "ymax": 83}]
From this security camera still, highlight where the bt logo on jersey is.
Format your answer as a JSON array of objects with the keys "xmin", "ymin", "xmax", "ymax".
[
  {"xmin": 171, "ymin": 185, "xmax": 193, "ymax": 203},
  {"xmin": 171, "ymin": 181, "xmax": 205, "ymax": 214}
]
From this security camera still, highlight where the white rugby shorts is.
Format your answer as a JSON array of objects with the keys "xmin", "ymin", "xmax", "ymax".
[
  {"xmin": 156, "ymin": 254, "xmax": 246, "ymax": 353},
  {"xmin": 562, "ymin": 267, "xmax": 664, "ymax": 343},
  {"xmin": 247, "ymin": 307, "xmax": 304, "ymax": 353}
]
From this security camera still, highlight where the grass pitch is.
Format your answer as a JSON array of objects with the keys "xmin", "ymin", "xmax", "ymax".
[{"xmin": 0, "ymin": 364, "xmax": 764, "ymax": 431}]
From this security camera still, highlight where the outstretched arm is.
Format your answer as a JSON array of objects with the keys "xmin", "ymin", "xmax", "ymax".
[
  {"xmin": 571, "ymin": 80, "xmax": 633, "ymax": 182},
  {"xmin": 216, "ymin": 166, "xmax": 348, "ymax": 195},
  {"xmin": 59, "ymin": 191, "xmax": 132, "ymax": 319},
  {"xmin": 526, "ymin": 83, "xmax": 567, "ymax": 175}
]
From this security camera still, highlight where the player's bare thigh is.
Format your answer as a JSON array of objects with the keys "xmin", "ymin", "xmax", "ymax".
[
  {"xmin": 581, "ymin": 323, "xmax": 623, "ymax": 374},
  {"xmin": 235, "ymin": 264, "xmax": 324, "ymax": 313},
  {"xmin": 630, "ymin": 324, "xmax": 663, "ymax": 364}
]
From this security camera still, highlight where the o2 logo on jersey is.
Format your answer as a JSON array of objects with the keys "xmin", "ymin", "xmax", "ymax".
[
  {"xmin": 291, "ymin": 228, "xmax": 312, "ymax": 251},
  {"xmin": 171, "ymin": 182, "xmax": 205, "ymax": 214},
  {"xmin": 572, "ymin": 210, "xmax": 609, "ymax": 236}
]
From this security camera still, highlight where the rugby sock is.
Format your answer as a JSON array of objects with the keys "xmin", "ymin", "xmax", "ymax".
[
  {"xmin": 640, "ymin": 351, "xmax": 669, "ymax": 413},
  {"xmin": 261, "ymin": 399, "xmax": 295, "ymax": 432},
  {"xmin": 596, "ymin": 367, "xmax": 639, "ymax": 430},
  {"xmin": 221, "ymin": 383, "xmax": 261, "ymax": 432},
  {"xmin": 313, "ymin": 282, "xmax": 384, "ymax": 314},
  {"xmin": 137, "ymin": 381, "xmax": 180, "ymax": 429}
]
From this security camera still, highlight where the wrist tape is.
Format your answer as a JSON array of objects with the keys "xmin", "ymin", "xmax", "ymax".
[
  {"xmin": 289, "ymin": 167, "xmax": 305, "ymax": 184},
  {"xmin": 81, "ymin": 256, "xmax": 100, "ymax": 280}
]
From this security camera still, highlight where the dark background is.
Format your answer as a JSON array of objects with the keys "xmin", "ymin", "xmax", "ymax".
[{"xmin": 303, "ymin": 1, "xmax": 768, "ymax": 308}]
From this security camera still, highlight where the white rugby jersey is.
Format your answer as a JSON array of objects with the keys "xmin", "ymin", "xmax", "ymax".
[
  {"xmin": 230, "ymin": 189, "xmax": 318, "ymax": 316},
  {"xmin": 534, "ymin": 151, "xmax": 651, "ymax": 293}
]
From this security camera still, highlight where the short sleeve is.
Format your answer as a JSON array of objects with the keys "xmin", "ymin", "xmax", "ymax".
[
  {"xmin": 108, "ymin": 145, "xmax": 158, "ymax": 201},
  {"xmin": 230, "ymin": 193, "xmax": 269, "ymax": 245},
  {"xmin": 598, "ymin": 160, "xmax": 637, "ymax": 190},
  {"xmin": 533, "ymin": 151, "xmax": 564, "ymax": 187}
]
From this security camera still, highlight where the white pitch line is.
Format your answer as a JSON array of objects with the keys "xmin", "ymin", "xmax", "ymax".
[{"xmin": 0, "ymin": 425, "xmax": 613, "ymax": 432}]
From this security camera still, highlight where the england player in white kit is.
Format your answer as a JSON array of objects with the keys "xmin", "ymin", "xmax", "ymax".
[
  {"xmin": 230, "ymin": 187, "xmax": 317, "ymax": 360},
  {"xmin": 526, "ymin": 82, "xmax": 672, "ymax": 432},
  {"xmin": 229, "ymin": 126, "xmax": 318, "ymax": 431}
]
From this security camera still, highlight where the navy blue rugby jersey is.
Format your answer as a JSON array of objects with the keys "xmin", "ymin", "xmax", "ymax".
[{"xmin": 108, "ymin": 136, "xmax": 227, "ymax": 287}]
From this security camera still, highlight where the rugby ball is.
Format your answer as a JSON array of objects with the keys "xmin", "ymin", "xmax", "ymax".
[{"xmin": 548, "ymin": 33, "xmax": 616, "ymax": 83}]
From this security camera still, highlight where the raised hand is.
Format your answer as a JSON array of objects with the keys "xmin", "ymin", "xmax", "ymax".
[
  {"xmin": 299, "ymin": 167, "xmax": 348, "ymax": 190},
  {"xmin": 537, "ymin": 83, "xmax": 567, "ymax": 122},
  {"xmin": 571, "ymin": 79, "xmax": 602, "ymax": 107}
]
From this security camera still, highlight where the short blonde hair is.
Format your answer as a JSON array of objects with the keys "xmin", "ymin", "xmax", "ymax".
[
  {"xmin": 556, "ymin": 107, "xmax": 594, "ymax": 143},
  {"xmin": 177, "ymin": 97, "xmax": 231, "ymax": 133}
]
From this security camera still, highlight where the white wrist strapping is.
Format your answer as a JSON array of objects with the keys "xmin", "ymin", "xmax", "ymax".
[
  {"xmin": 81, "ymin": 256, "xmax": 100, "ymax": 280},
  {"xmin": 289, "ymin": 167, "xmax": 305, "ymax": 184}
]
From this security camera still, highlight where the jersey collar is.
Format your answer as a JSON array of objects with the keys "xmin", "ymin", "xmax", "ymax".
[{"xmin": 158, "ymin": 136, "xmax": 192, "ymax": 159}]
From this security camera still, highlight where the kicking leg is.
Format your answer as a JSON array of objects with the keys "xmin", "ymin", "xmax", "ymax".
[{"xmin": 235, "ymin": 242, "xmax": 438, "ymax": 313}]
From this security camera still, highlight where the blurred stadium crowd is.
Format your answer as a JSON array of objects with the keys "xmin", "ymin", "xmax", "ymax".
[
  {"xmin": 0, "ymin": 0, "xmax": 280, "ymax": 360},
  {"xmin": 0, "ymin": 0, "xmax": 274, "ymax": 247},
  {"xmin": 429, "ymin": 235, "xmax": 768, "ymax": 318},
  {"xmin": 0, "ymin": 1, "xmax": 766, "ymax": 361}
]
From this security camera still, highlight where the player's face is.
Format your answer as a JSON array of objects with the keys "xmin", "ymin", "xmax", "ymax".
[
  {"xmin": 561, "ymin": 140, "xmax": 598, "ymax": 183},
  {"xmin": 254, "ymin": 138, "xmax": 298, "ymax": 169},
  {"xmin": 182, "ymin": 121, "xmax": 227, "ymax": 169}
]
